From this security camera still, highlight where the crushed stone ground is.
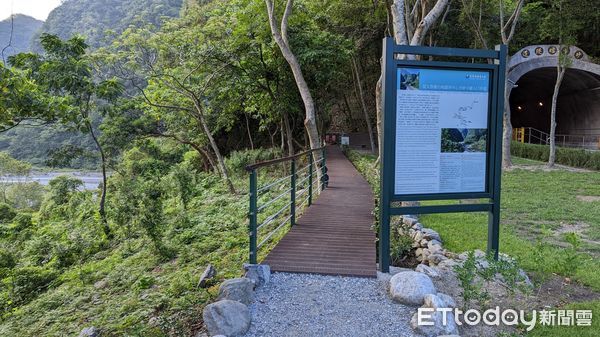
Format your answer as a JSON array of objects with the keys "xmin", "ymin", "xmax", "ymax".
[{"xmin": 243, "ymin": 272, "xmax": 418, "ymax": 337}]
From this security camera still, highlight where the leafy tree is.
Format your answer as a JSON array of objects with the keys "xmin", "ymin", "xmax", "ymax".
[
  {"xmin": 265, "ymin": 0, "xmax": 322, "ymax": 162},
  {"xmin": 7, "ymin": 34, "xmax": 123, "ymax": 237},
  {"xmin": 538, "ymin": 0, "xmax": 588, "ymax": 167},
  {"xmin": 0, "ymin": 152, "xmax": 31, "ymax": 204}
]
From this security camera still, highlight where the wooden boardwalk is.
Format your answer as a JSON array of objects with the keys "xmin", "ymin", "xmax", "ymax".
[{"xmin": 263, "ymin": 146, "xmax": 377, "ymax": 277}]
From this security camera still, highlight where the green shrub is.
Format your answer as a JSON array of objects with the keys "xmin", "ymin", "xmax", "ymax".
[
  {"xmin": 0, "ymin": 203, "xmax": 17, "ymax": 223},
  {"xmin": 6, "ymin": 182, "xmax": 45, "ymax": 210},
  {"xmin": 511, "ymin": 142, "xmax": 600, "ymax": 170},
  {"xmin": 225, "ymin": 148, "xmax": 282, "ymax": 174},
  {"xmin": 12, "ymin": 213, "xmax": 33, "ymax": 232},
  {"xmin": 5, "ymin": 266, "xmax": 57, "ymax": 306},
  {"xmin": 0, "ymin": 248, "xmax": 16, "ymax": 278}
]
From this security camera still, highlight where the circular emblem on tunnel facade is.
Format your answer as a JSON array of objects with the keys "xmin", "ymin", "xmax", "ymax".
[
  {"xmin": 521, "ymin": 49, "xmax": 530, "ymax": 58},
  {"xmin": 574, "ymin": 50, "xmax": 584, "ymax": 59},
  {"xmin": 548, "ymin": 46, "xmax": 558, "ymax": 55},
  {"xmin": 535, "ymin": 47, "xmax": 544, "ymax": 55},
  {"xmin": 561, "ymin": 46, "xmax": 571, "ymax": 55}
]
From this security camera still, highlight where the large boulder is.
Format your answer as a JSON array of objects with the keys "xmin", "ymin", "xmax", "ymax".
[
  {"xmin": 243, "ymin": 263, "xmax": 270, "ymax": 288},
  {"xmin": 411, "ymin": 294, "xmax": 459, "ymax": 337},
  {"xmin": 217, "ymin": 278, "xmax": 254, "ymax": 305},
  {"xmin": 203, "ymin": 300, "xmax": 251, "ymax": 337},
  {"xmin": 78, "ymin": 327, "xmax": 100, "ymax": 337},
  {"xmin": 389, "ymin": 271, "xmax": 437, "ymax": 305}
]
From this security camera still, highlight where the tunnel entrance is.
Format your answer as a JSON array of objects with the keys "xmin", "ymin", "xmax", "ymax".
[
  {"xmin": 510, "ymin": 67, "xmax": 600, "ymax": 135},
  {"xmin": 507, "ymin": 45, "xmax": 600, "ymax": 149}
]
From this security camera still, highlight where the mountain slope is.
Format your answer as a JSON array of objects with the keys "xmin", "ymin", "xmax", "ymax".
[
  {"xmin": 34, "ymin": 0, "xmax": 183, "ymax": 50},
  {"xmin": 0, "ymin": 14, "xmax": 43, "ymax": 59}
]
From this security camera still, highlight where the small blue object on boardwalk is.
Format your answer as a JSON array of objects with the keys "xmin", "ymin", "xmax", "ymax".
[{"xmin": 263, "ymin": 146, "xmax": 377, "ymax": 277}]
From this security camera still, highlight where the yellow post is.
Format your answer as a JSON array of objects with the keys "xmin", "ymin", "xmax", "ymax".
[{"xmin": 518, "ymin": 127, "xmax": 525, "ymax": 143}]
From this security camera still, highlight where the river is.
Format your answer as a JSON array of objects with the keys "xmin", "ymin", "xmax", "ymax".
[{"xmin": 3, "ymin": 171, "xmax": 104, "ymax": 190}]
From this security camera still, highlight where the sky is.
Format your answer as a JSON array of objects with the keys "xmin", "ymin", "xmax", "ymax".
[{"xmin": 0, "ymin": 0, "xmax": 62, "ymax": 21}]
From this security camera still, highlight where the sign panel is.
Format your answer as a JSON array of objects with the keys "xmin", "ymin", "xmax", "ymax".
[
  {"xmin": 378, "ymin": 39, "xmax": 507, "ymax": 273},
  {"xmin": 394, "ymin": 67, "xmax": 491, "ymax": 195}
]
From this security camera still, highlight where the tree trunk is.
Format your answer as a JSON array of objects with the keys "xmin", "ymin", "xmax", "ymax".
[
  {"xmin": 499, "ymin": 0, "xmax": 525, "ymax": 168},
  {"xmin": 280, "ymin": 118, "xmax": 286, "ymax": 152},
  {"xmin": 502, "ymin": 62, "xmax": 513, "ymax": 168},
  {"xmin": 352, "ymin": 57, "xmax": 376, "ymax": 152},
  {"xmin": 342, "ymin": 92, "xmax": 354, "ymax": 123},
  {"xmin": 283, "ymin": 112, "xmax": 294, "ymax": 156},
  {"xmin": 548, "ymin": 65, "xmax": 566, "ymax": 167},
  {"xmin": 87, "ymin": 122, "xmax": 111, "ymax": 239},
  {"xmin": 374, "ymin": 0, "xmax": 450, "ymax": 166},
  {"xmin": 245, "ymin": 113, "xmax": 254, "ymax": 150},
  {"xmin": 266, "ymin": 0, "xmax": 322, "ymax": 187},
  {"xmin": 193, "ymin": 103, "xmax": 236, "ymax": 193}
]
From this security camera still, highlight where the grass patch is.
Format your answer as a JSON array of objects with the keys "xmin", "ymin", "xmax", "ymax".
[
  {"xmin": 346, "ymin": 150, "xmax": 600, "ymax": 291},
  {"xmin": 0, "ymin": 147, "xmax": 303, "ymax": 336}
]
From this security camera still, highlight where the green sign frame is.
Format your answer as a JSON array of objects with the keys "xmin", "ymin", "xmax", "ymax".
[{"xmin": 379, "ymin": 37, "xmax": 507, "ymax": 272}]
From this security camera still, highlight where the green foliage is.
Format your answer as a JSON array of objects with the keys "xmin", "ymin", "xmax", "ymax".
[
  {"xmin": 225, "ymin": 148, "xmax": 282, "ymax": 174},
  {"xmin": 11, "ymin": 214, "xmax": 33, "ymax": 232},
  {"xmin": 0, "ymin": 125, "xmax": 99, "ymax": 169},
  {"xmin": 511, "ymin": 142, "xmax": 600, "ymax": 170},
  {"xmin": 348, "ymin": 151, "xmax": 600, "ymax": 291},
  {"xmin": 560, "ymin": 232, "xmax": 582, "ymax": 275},
  {"xmin": 0, "ymin": 203, "xmax": 16, "ymax": 223},
  {"xmin": 0, "ymin": 248, "xmax": 16, "ymax": 276},
  {"xmin": 454, "ymin": 252, "xmax": 490, "ymax": 309},
  {"xmin": 454, "ymin": 251, "xmax": 529, "ymax": 310},
  {"xmin": 5, "ymin": 183, "xmax": 45, "ymax": 210},
  {"xmin": 34, "ymin": 0, "xmax": 183, "ymax": 50},
  {"xmin": 4, "ymin": 266, "xmax": 57, "ymax": 307},
  {"xmin": 47, "ymin": 176, "xmax": 84, "ymax": 206},
  {"xmin": 390, "ymin": 229, "xmax": 413, "ymax": 265}
]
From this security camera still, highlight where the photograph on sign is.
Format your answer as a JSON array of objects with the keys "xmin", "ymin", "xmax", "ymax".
[{"xmin": 394, "ymin": 68, "xmax": 490, "ymax": 195}]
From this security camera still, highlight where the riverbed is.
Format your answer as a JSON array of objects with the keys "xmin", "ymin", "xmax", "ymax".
[{"xmin": 3, "ymin": 171, "xmax": 103, "ymax": 190}]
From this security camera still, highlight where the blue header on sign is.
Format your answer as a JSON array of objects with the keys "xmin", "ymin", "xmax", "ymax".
[{"xmin": 397, "ymin": 68, "xmax": 489, "ymax": 92}]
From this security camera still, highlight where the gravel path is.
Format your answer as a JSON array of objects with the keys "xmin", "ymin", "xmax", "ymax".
[{"xmin": 243, "ymin": 272, "xmax": 418, "ymax": 337}]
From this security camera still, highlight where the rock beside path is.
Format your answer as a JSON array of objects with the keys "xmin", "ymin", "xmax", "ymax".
[
  {"xmin": 243, "ymin": 264, "xmax": 270, "ymax": 288},
  {"xmin": 217, "ymin": 278, "xmax": 254, "ymax": 305},
  {"xmin": 389, "ymin": 271, "xmax": 437, "ymax": 305},
  {"xmin": 203, "ymin": 300, "xmax": 251, "ymax": 337},
  {"xmin": 411, "ymin": 293, "xmax": 459, "ymax": 337}
]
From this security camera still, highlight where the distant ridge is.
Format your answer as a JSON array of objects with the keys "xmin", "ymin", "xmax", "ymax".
[
  {"xmin": 32, "ymin": 0, "xmax": 183, "ymax": 50},
  {"xmin": 0, "ymin": 14, "xmax": 43, "ymax": 59}
]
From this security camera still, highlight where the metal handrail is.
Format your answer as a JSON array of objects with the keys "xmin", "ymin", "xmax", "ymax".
[
  {"xmin": 245, "ymin": 147, "xmax": 326, "ymax": 171},
  {"xmin": 247, "ymin": 146, "xmax": 329, "ymax": 264},
  {"xmin": 516, "ymin": 127, "xmax": 600, "ymax": 150}
]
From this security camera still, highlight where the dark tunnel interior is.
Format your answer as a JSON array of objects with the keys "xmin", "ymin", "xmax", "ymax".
[{"xmin": 510, "ymin": 67, "xmax": 600, "ymax": 136}]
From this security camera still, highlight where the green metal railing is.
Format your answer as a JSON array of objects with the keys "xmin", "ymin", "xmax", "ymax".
[{"xmin": 246, "ymin": 147, "xmax": 329, "ymax": 264}]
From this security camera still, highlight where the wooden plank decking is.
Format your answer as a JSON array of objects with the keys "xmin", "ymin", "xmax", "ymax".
[{"xmin": 263, "ymin": 146, "xmax": 377, "ymax": 277}]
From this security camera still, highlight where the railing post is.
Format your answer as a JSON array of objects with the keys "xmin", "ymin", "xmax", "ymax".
[
  {"xmin": 290, "ymin": 159, "xmax": 296, "ymax": 226},
  {"xmin": 308, "ymin": 152, "xmax": 313, "ymax": 206},
  {"xmin": 528, "ymin": 127, "xmax": 531, "ymax": 144},
  {"xmin": 248, "ymin": 169, "xmax": 258, "ymax": 264}
]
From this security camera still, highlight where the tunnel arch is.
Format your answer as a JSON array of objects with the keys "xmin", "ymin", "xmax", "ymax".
[{"xmin": 507, "ymin": 45, "xmax": 600, "ymax": 144}]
